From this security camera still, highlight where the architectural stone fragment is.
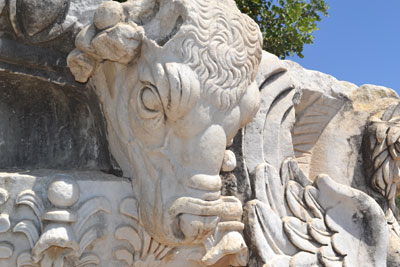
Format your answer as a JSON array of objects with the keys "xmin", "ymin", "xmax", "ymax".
[{"xmin": 0, "ymin": 0, "xmax": 398, "ymax": 266}]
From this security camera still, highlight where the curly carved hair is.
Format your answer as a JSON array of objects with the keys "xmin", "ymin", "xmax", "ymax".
[
  {"xmin": 68, "ymin": 0, "xmax": 262, "ymax": 110},
  {"xmin": 181, "ymin": 0, "xmax": 263, "ymax": 109}
]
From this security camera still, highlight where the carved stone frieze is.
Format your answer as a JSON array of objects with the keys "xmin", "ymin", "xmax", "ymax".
[
  {"xmin": 237, "ymin": 51, "xmax": 393, "ymax": 267},
  {"xmin": 0, "ymin": 0, "xmax": 399, "ymax": 267},
  {"xmin": 15, "ymin": 177, "xmax": 112, "ymax": 266},
  {"xmin": 0, "ymin": 171, "xmax": 136, "ymax": 266}
]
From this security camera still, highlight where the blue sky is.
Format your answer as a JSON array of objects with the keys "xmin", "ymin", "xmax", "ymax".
[{"xmin": 288, "ymin": 0, "xmax": 400, "ymax": 94}]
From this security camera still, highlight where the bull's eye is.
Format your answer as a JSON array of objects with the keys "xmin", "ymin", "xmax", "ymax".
[{"xmin": 140, "ymin": 86, "xmax": 161, "ymax": 112}]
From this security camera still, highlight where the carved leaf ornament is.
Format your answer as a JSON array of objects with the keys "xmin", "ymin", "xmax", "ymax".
[
  {"xmin": 370, "ymin": 118, "xmax": 400, "ymax": 219},
  {"xmin": 115, "ymin": 198, "xmax": 172, "ymax": 267},
  {"xmin": 245, "ymin": 158, "xmax": 389, "ymax": 267},
  {"xmin": 13, "ymin": 177, "xmax": 111, "ymax": 267}
]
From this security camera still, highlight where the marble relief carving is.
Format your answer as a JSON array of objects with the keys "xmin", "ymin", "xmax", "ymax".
[
  {"xmin": 365, "ymin": 105, "xmax": 400, "ymax": 220},
  {"xmin": 0, "ymin": 171, "xmax": 137, "ymax": 266},
  {"xmin": 240, "ymin": 53, "xmax": 391, "ymax": 267},
  {"xmin": 14, "ymin": 175, "xmax": 111, "ymax": 267},
  {"xmin": 68, "ymin": 0, "xmax": 262, "ymax": 265},
  {"xmin": 245, "ymin": 160, "xmax": 388, "ymax": 267},
  {"xmin": 0, "ymin": 0, "xmax": 399, "ymax": 266},
  {"xmin": 114, "ymin": 197, "xmax": 173, "ymax": 266}
]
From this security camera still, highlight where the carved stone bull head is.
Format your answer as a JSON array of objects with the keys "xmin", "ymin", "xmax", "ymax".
[{"xmin": 67, "ymin": 0, "xmax": 262, "ymax": 250}]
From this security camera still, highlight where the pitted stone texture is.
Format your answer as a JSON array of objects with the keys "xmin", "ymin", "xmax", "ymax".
[
  {"xmin": 0, "ymin": 170, "xmax": 251, "ymax": 266},
  {"xmin": 93, "ymin": 1, "xmax": 125, "ymax": 30},
  {"xmin": 48, "ymin": 178, "xmax": 80, "ymax": 207},
  {"xmin": 221, "ymin": 150, "xmax": 237, "ymax": 172}
]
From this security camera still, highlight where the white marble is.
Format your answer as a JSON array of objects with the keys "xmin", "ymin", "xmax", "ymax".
[{"xmin": 68, "ymin": 0, "xmax": 262, "ymax": 265}]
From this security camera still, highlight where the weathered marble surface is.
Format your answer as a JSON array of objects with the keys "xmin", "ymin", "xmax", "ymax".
[
  {"xmin": 0, "ymin": 0, "xmax": 399, "ymax": 266},
  {"xmin": 243, "ymin": 51, "xmax": 397, "ymax": 267}
]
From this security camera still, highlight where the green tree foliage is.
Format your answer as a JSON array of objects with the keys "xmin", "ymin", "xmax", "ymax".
[
  {"xmin": 113, "ymin": 0, "xmax": 328, "ymax": 59},
  {"xmin": 236, "ymin": 0, "xmax": 328, "ymax": 58}
]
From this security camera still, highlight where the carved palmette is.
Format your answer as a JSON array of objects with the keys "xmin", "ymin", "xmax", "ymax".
[
  {"xmin": 13, "ymin": 176, "xmax": 111, "ymax": 267},
  {"xmin": 114, "ymin": 197, "xmax": 173, "ymax": 267}
]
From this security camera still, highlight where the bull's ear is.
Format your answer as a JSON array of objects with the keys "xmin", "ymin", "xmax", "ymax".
[
  {"xmin": 163, "ymin": 63, "xmax": 200, "ymax": 121},
  {"xmin": 68, "ymin": 1, "xmax": 146, "ymax": 84}
]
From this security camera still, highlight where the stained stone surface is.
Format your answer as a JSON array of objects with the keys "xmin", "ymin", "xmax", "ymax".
[
  {"xmin": 0, "ymin": 0, "xmax": 113, "ymax": 171},
  {"xmin": 0, "ymin": 71, "xmax": 111, "ymax": 170},
  {"xmin": 0, "ymin": 0, "xmax": 399, "ymax": 266}
]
